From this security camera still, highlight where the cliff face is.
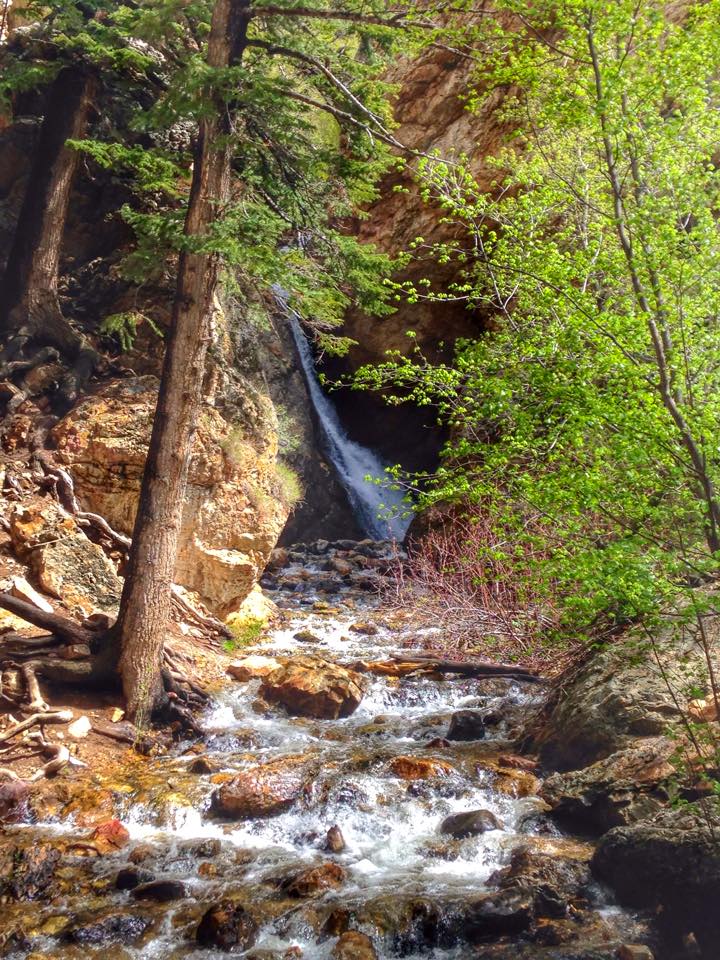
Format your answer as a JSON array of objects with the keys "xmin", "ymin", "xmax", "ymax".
[{"xmin": 343, "ymin": 40, "xmax": 509, "ymax": 370}]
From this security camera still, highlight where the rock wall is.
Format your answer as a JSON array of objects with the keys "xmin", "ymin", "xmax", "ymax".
[{"xmin": 50, "ymin": 375, "xmax": 287, "ymax": 618}]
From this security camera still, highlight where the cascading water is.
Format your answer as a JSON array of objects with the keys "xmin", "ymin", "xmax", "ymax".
[
  {"xmin": 279, "ymin": 289, "xmax": 412, "ymax": 541},
  {"xmin": 1, "ymin": 542, "xmax": 652, "ymax": 960}
]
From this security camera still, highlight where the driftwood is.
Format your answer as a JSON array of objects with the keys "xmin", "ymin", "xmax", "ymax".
[{"xmin": 353, "ymin": 654, "xmax": 543, "ymax": 684}]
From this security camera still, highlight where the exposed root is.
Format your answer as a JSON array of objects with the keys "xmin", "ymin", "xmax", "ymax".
[
  {"xmin": 20, "ymin": 663, "xmax": 50, "ymax": 711},
  {"xmin": 29, "ymin": 742, "xmax": 70, "ymax": 781},
  {"xmin": 0, "ymin": 709, "xmax": 73, "ymax": 744}
]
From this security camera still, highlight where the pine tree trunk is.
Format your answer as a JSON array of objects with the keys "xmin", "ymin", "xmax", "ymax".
[
  {"xmin": 0, "ymin": 66, "xmax": 95, "ymax": 357},
  {"xmin": 115, "ymin": 0, "xmax": 251, "ymax": 725}
]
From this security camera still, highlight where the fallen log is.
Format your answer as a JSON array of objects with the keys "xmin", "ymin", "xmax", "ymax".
[
  {"xmin": 353, "ymin": 655, "xmax": 543, "ymax": 684},
  {"xmin": 0, "ymin": 593, "xmax": 94, "ymax": 646}
]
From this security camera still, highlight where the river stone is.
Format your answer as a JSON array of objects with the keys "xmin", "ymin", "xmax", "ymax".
[
  {"xmin": 439, "ymin": 809, "xmax": 503, "ymax": 838},
  {"xmin": 68, "ymin": 913, "xmax": 152, "ymax": 945},
  {"xmin": 197, "ymin": 900, "xmax": 258, "ymax": 951},
  {"xmin": 227, "ymin": 654, "xmax": 282, "ymax": 681},
  {"xmin": 325, "ymin": 825, "xmax": 346, "ymax": 853},
  {"xmin": 332, "ymin": 931, "xmax": 378, "ymax": 960},
  {"xmin": 285, "ymin": 861, "xmax": 346, "ymax": 897},
  {"xmin": 210, "ymin": 754, "xmax": 316, "ymax": 818},
  {"xmin": 540, "ymin": 737, "xmax": 675, "ymax": 832},
  {"xmin": 462, "ymin": 889, "xmax": 535, "ymax": 940},
  {"xmin": 0, "ymin": 780, "xmax": 30, "ymax": 824},
  {"xmin": 0, "ymin": 841, "xmax": 60, "ymax": 901},
  {"xmin": 446, "ymin": 710, "xmax": 488, "ymax": 741},
  {"xmin": 390, "ymin": 755, "xmax": 455, "ymax": 781},
  {"xmin": 131, "ymin": 879, "xmax": 186, "ymax": 901},
  {"xmin": 489, "ymin": 845, "xmax": 592, "ymax": 920},
  {"xmin": 592, "ymin": 802, "xmax": 720, "ymax": 951},
  {"xmin": 260, "ymin": 655, "xmax": 365, "ymax": 719},
  {"xmin": 116, "ymin": 867, "xmax": 154, "ymax": 891}
]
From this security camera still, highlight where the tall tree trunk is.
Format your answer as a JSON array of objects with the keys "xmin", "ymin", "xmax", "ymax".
[
  {"xmin": 0, "ymin": 66, "xmax": 95, "ymax": 360},
  {"xmin": 114, "ymin": 0, "xmax": 251, "ymax": 725}
]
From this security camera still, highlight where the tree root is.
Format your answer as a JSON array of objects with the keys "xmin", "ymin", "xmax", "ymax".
[
  {"xmin": 20, "ymin": 663, "xmax": 50, "ymax": 711},
  {"xmin": 0, "ymin": 709, "xmax": 73, "ymax": 744}
]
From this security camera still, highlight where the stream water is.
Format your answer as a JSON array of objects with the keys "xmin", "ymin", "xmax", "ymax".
[{"xmin": 1, "ymin": 542, "xmax": 653, "ymax": 960}]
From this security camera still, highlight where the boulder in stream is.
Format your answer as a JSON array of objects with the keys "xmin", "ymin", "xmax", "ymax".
[
  {"xmin": 447, "ymin": 710, "xmax": 490, "ymax": 741},
  {"xmin": 67, "ymin": 912, "xmax": 152, "ymax": 945},
  {"xmin": 197, "ymin": 900, "xmax": 258, "ymax": 951},
  {"xmin": 439, "ymin": 809, "xmax": 503, "ymax": 838},
  {"xmin": 285, "ymin": 861, "xmax": 346, "ymax": 897},
  {"xmin": 260, "ymin": 655, "xmax": 365, "ymax": 719},
  {"xmin": 332, "ymin": 931, "xmax": 378, "ymax": 960},
  {"xmin": 211, "ymin": 754, "xmax": 317, "ymax": 818}
]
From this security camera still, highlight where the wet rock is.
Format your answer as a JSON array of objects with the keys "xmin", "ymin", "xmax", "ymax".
[
  {"xmin": 90, "ymin": 818, "xmax": 131, "ymax": 852},
  {"xmin": 0, "ymin": 779, "xmax": 30, "ymax": 824},
  {"xmin": 492, "ymin": 767, "xmax": 541, "ymax": 798},
  {"xmin": 131, "ymin": 879, "xmax": 186, "ymax": 901},
  {"xmin": 178, "ymin": 837, "xmax": 222, "ymax": 858},
  {"xmin": 267, "ymin": 547, "xmax": 289, "ymax": 570},
  {"xmin": 350, "ymin": 621, "xmax": 378, "ymax": 636},
  {"xmin": 490, "ymin": 845, "xmax": 592, "ymax": 920},
  {"xmin": 390, "ymin": 755, "xmax": 455, "ymax": 780},
  {"xmin": 447, "ymin": 710, "xmax": 488, "ymax": 741},
  {"xmin": 188, "ymin": 755, "xmax": 217, "ymax": 775},
  {"xmin": 67, "ymin": 913, "xmax": 151, "ymax": 945},
  {"xmin": 330, "ymin": 558, "xmax": 353, "ymax": 576},
  {"xmin": 197, "ymin": 900, "xmax": 258, "ymax": 951},
  {"xmin": 260, "ymin": 656, "xmax": 365, "ymax": 719},
  {"xmin": 439, "ymin": 809, "xmax": 503, "ymax": 838},
  {"xmin": 332, "ymin": 931, "xmax": 378, "ymax": 960},
  {"xmin": 0, "ymin": 842, "xmax": 60, "ymax": 901},
  {"xmin": 294, "ymin": 630, "xmax": 321, "ymax": 643},
  {"xmin": 618, "ymin": 947, "xmax": 654, "ymax": 960},
  {"xmin": 592, "ymin": 802, "xmax": 720, "ymax": 951},
  {"xmin": 541, "ymin": 737, "xmax": 675, "ymax": 832},
  {"xmin": 497, "ymin": 754, "xmax": 539, "ymax": 772},
  {"xmin": 116, "ymin": 867, "xmax": 154, "ymax": 890},
  {"xmin": 285, "ymin": 861, "xmax": 346, "ymax": 897},
  {"xmin": 228, "ymin": 654, "xmax": 282, "ymax": 681},
  {"xmin": 463, "ymin": 889, "xmax": 535, "ymax": 940},
  {"xmin": 325, "ymin": 825, "xmax": 346, "ymax": 853},
  {"xmin": 425, "ymin": 737, "xmax": 451, "ymax": 749},
  {"xmin": 211, "ymin": 754, "xmax": 317, "ymax": 818}
]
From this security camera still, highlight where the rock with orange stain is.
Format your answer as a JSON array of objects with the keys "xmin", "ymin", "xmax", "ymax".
[{"xmin": 389, "ymin": 755, "xmax": 455, "ymax": 781}]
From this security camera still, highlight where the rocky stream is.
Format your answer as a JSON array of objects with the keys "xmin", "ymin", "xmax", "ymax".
[{"xmin": 0, "ymin": 542, "xmax": 661, "ymax": 959}]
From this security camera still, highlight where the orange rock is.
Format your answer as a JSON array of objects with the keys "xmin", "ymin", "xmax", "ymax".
[
  {"xmin": 90, "ymin": 819, "xmax": 130, "ymax": 852},
  {"xmin": 211, "ymin": 755, "xmax": 317, "ymax": 818},
  {"xmin": 261, "ymin": 656, "xmax": 365, "ymax": 719},
  {"xmin": 390, "ymin": 755, "xmax": 455, "ymax": 781},
  {"xmin": 333, "ymin": 931, "xmax": 378, "ymax": 960}
]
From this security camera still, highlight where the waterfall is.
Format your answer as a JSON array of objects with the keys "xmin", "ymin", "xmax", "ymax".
[{"xmin": 280, "ymin": 293, "xmax": 412, "ymax": 541}]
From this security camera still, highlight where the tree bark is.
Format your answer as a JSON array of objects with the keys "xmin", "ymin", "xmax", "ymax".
[
  {"xmin": 0, "ymin": 66, "xmax": 96, "ymax": 360},
  {"xmin": 114, "ymin": 0, "xmax": 251, "ymax": 725}
]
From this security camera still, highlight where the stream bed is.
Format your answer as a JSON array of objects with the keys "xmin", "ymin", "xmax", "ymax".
[{"xmin": 0, "ymin": 541, "xmax": 655, "ymax": 960}]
